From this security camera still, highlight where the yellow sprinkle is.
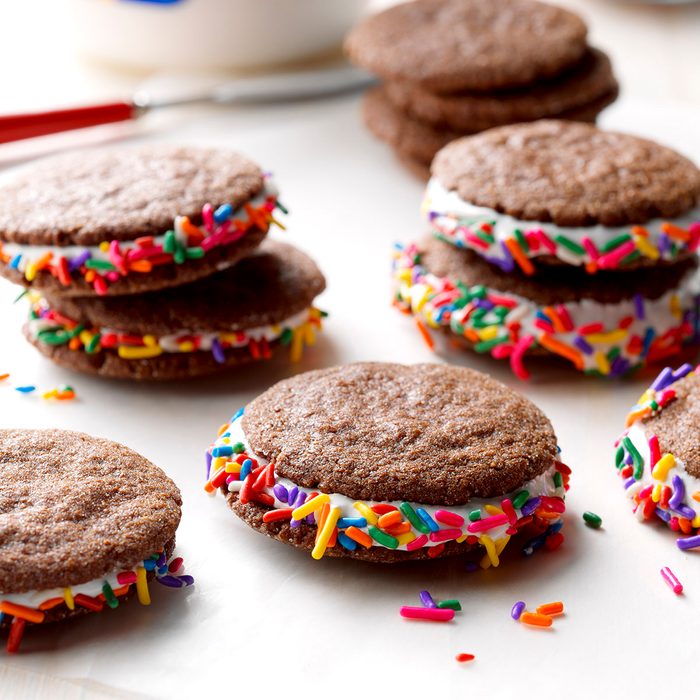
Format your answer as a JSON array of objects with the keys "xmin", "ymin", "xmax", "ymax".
[
  {"xmin": 135, "ymin": 566, "xmax": 150, "ymax": 605},
  {"xmin": 456, "ymin": 533, "xmax": 468, "ymax": 543},
  {"xmin": 396, "ymin": 532, "xmax": 416, "ymax": 546},
  {"xmin": 585, "ymin": 329, "xmax": 628, "ymax": 345},
  {"xmin": 410, "ymin": 284, "xmax": 431, "ymax": 313},
  {"xmin": 79, "ymin": 330, "xmax": 94, "ymax": 346},
  {"xmin": 594, "ymin": 351, "xmax": 610, "ymax": 375},
  {"xmin": 481, "ymin": 534, "xmax": 499, "ymax": 568},
  {"xmin": 117, "ymin": 345, "xmax": 163, "ymax": 359},
  {"xmin": 270, "ymin": 325, "xmax": 281, "ymax": 335},
  {"xmin": 291, "ymin": 493, "xmax": 330, "ymax": 520},
  {"xmin": 397, "ymin": 269, "xmax": 412, "ymax": 284},
  {"xmin": 41, "ymin": 389, "xmax": 58, "ymax": 400},
  {"xmin": 353, "ymin": 501, "xmax": 378, "ymax": 526},
  {"xmin": 142, "ymin": 335, "xmax": 158, "ymax": 347},
  {"xmin": 652, "ymin": 453, "xmax": 676, "ymax": 481},
  {"xmin": 24, "ymin": 262, "xmax": 37, "ymax": 282},
  {"xmin": 290, "ymin": 327, "xmax": 304, "ymax": 363},
  {"xmin": 99, "ymin": 241, "xmax": 110, "ymax": 253},
  {"xmin": 651, "ymin": 483, "xmax": 662, "ymax": 503},
  {"xmin": 311, "ymin": 506, "xmax": 341, "ymax": 560},
  {"xmin": 212, "ymin": 456, "xmax": 225, "ymax": 472},
  {"xmin": 63, "ymin": 587, "xmax": 75, "ymax": 611},
  {"xmin": 477, "ymin": 326, "xmax": 499, "ymax": 342},
  {"xmin": 304, "ymin": 323, "xmax": 316, "ymax": 346},
  {"xmin": 495, "ymin": 535, "xmax": 510, "ymax": 555},
  {"xmin": 178, "ymin": 341, "xmax": 195, "ymax": 352},
  {"xmin": 224, "ymin": 461, "xmax": 239, "ymax": 473},
  {"xmin": 634, "ymin": 235, "xmax": 660, "ymax": 260},
  {"xmin": 484, "ymin": 504, "xmax": 504, "ymax": 516},
  {"xmin": 670, "ymin": 294, "xmax": 681, "ymax": 320},
  {"xmin": 692, "ymin": 514, "xmax": 700, "ymax": 529}
]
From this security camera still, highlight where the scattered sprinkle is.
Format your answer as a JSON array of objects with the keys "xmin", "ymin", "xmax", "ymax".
[
  {"xmin": 519, "ymin": 611, "xmax": 553, "ymax": 628},
  {"xmin": 583, "ymin": 511, "xmax": 603, "ymax": 529},
  {"xmin": 14, "ymin": 385, "xmax": 36, "ymax": 394},
  {"xmin": 660, "ymin": 566, "xmax": 683, "ymax": 595},
  {"xmin": 400, "ymin": 606, "xmax": 454, "ymax": 622},
  {"xmin": 536, "ymin": 601, "xmax": 564, "ymax": 616},
  {"xmin": 455, "ymin": 653, "xmax": 475, "ymax": 663},
  {"xmin": 510, "ymin": 601, "xmax": 526, "ymax": 620}
]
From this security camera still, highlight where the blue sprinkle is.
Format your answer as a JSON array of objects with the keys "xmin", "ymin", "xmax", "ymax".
[
  {"xmin": 214, "ymin": 203, "xmax": 233, "ymax": 223},
  {"xmin": 655, "ymin": 508, "xmax": 672, "ymax": 522},
  {"xmin": 143, "ymin": 559, "xmax": 157, "ymax": 571},
  {"xmin": 15, "ymin": 385, "xmax": 36, "ymax": 393},
  {"xmin": 337, "ymin": 517, "xmax": 367, "ymax": 529},
  {"xmin": 337, "ymin": 532, "xmax": 358, "ymax": 551},
  {"xmin": 642, "ymin": 328, "xmax": 656, "ymax": 359},
  {"xmin": 9, "ymin": 254, "xmax": 21, "ymax": 269},
  {"xmin": 211, "ymin": 445, "xmax": 233, "ymax": 457},
  {"xmin": 416, "ymin": 508, "xmax": 439, "ymax": 533},
  {"xmin": 239, "ymin": 459, "xmax": 253, "ymax": 480},
  {"xmin": 547, "ymin": 520, "xmax": 564, "ymax": 535},
  {"xmin": 230, "ymin": 407, "xmax": 245, "ymax": 422}
]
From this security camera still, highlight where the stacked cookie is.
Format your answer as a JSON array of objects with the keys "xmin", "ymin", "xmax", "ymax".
[
  {"xmin": 394, "ymin": 120, "xmax": 700, "ymax": 378},
  {"xmin": 0, "ymin": 145, "xmax": 326, "ymax": 380},
  {"xmin": 346, "ymin": 0, "xmax": 618, "ymax": 177}
]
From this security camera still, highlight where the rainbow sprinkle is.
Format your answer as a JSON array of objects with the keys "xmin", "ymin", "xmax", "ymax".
[
  {"xmin": 393, "ymin": 242, "xmax": 700, "ymax": 378},
  {"xmin": 0, "ymin": 182, "xmax": 282, "ymax": 295},
  {"xmin": 1, "ymin": 552, "xmax": 193, "ymax": 653},
  {"xmin": 616, "ymin": 363, "xmax": 700, "ymax": 547}
]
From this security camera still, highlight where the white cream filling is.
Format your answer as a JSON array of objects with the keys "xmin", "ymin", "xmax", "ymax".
[{"xmin": 424, "ymin": 178, "xmax": 700, "ymax": 267}]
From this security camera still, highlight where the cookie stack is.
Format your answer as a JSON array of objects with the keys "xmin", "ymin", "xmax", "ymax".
[
  {"xmin": 346, "ymin": 0, "xmax": 619, "ymax": 177},
  {"xmin": 0, "ymin": 145, "xmax": 326, "ymax": 380},
  {"xmin": 394, "ymin": 120, "xmax": 700, "ymax": 378}
]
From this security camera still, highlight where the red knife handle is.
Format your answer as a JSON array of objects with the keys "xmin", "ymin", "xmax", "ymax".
[{"xmin": 0, "ymin": 101, "xmax": 137, "ymax": 145}]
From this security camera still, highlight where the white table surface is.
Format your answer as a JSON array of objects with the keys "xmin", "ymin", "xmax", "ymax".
[{"xmin": 1, "ymin": 2, "xmax": 700, "ymax": 699}]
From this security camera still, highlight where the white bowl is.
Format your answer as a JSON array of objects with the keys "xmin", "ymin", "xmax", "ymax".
[{"xmin": 70, "ymin": 0, "xmax": 370, "ymax": 71}]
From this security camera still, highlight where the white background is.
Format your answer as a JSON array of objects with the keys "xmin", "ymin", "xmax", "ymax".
[{"xmin": 1, "ymin": 1, "xmax": 700, "ymax": 698}]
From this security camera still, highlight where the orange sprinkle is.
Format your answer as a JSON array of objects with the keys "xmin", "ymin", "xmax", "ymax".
[
  {"xmin": 344, "ymin": 526, "xmax": 373, "ymax": 548},
  {"xmin": 377, "ymin": 511, "xmax": 403, "ymax": 529},
  {"xmin": 69, "ymin": 337, "xmax": 82, "ymax": 351},
  {"xmin": 692, "ymin": 492, "xmax": 700, "ymax": 502},
  {"xmin": 520, "ymin": 612, "xmax": 552, "ymax": 627},
  {"xmin": 626, "ymin": 408, "xmax": 650, "ymax": 428},
  {"xmin": 385, "ymin": 521, "xmax": 412, "ymax": 536},
  {"xmin": 661, "ymin": 222, "xmax": 690, "ymax": 242},
  {"xmin": 0, "ymin": 373, "xmax": 9, "ymax": 381},
  {"xmin": 128, "ymin": 259, "xmax": 153, "ymax": 273},
  {"xmin": 34, "ymin": 252, "xmax": 53, "ymax": 270},
  {"xmin": 38, "ymin": 597, "xmax": 65, "ymax": 611},
  {"xmin": 113, "ymin": 585, "xmax": 130, "ymax": 596},
  {"xmin": 503, "ymin": 238, "xmax": 535, "ymax": 276},
  {"xmin": 415, "ymin": 318, "xmax": 434, "ymax": 350},
  {"xmin": 631, "ymin": 225, "xmax": 650, "ymax": 238},
  {"xmin": 180, "ymin": 216, "xmax": 204, "ymax": 241},
  {"xmin": 538, "ymin": 333, "xmax": 584, "ymax": 370},
  {"xmin": 536, "ymin": 601, "xmax": 564, "ymax": 616},
  {"xmin": 463, "ymin": 328, "xmax": 479, "ymax": 343},
  {"xmin": 0, "ymin": 601, "xmax": 45, "ymax": 624},
  {"xmin": 542, "ymin": 306, "xmax": 567, "ymax": 334}
]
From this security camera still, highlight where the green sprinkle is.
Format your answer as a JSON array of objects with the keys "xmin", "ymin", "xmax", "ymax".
[
  {"xmin": 475, "ymin": 231, "xmax": 494, "ymax": 245},
  {"xmin": 512, "ymin": 490, "xmax": 529, "ymax": 509},
  {"xmin": 173, "ymin": 240, "xmax": 186, "ymax": 265},
  {"xmin": 400, "ymin": 501, "xmax": 431, "ymax": 534},
  {"xmin": 86, "ymin": 333, "xmax": 102, "ymax": 354},
  {"xmin": 471, "ymin": 285, "xmax": 487, "ymax": 299},
  {"xmin": 450, "ymin": 319, "xmax": 465, "ymax": 335},
  {"xmin": 615, "ymin": 445, "xmax": 625, "ymax": 469},
  {"xmin": 513, "ymin": 229, "xmax": 529, "ymax": 252},
  {"xmin": 163, "ymin": 230, "xmax": 176, "ymax": 254},
  {"xmin": 437, "ymin": 599, "xmax": 462, "ymax": 611},
  {"xmin": 280, "ymin": 328, "xmax": 293, "ymax": 345},
  {"xmin": 554, "ymin": 235, "xmax": 586, "ymax": 255},
  {"xmin": 14, "ymin": 289, "xmax": 29, "ymax": 303},
  {"xmin": 553, "ymin": 471, "xmax": 563, "ymax": 488},
  {"xmin": 101, "ymin": 582, "xmax": 119, "ymax": 609},
  {"xmin": 368, "ymin": 526, "xmax": 398, "ymax": 549},
  {"xmin": 600, "ymin": 233, "xmax": 632, "ymax": 253},
  {"xmin": 474, "ymin": 335, "xmax": 510, "ymax": 353},
  {"xmin": 620, "ymin": 250, "xmax": 641, "ymax": 266},
  {"xmin": 622, "ymin": 436, "xmax": 644, "ymax": 479},
  {"xmin": 583, "ymin": 511, "xmax": 602, "ymax": 529},
  {"xmin": 275, "ymin": 200, "xmax": 289, "ymax": 215},
  {"xmin": 84, "ymin": 259, "xmax": 116, "ymax": 271},
  {"xmin": 468, "ymin": 509, "xmax": 481, "ymax": 522},
  {"xmin": 231, "ymin": 442, "xmax": 245, "ymax": 454},
  {"xmin": 185, "ymin": 246, "xmax": 205, "ymax": 259},
  {"xmin": 37, "ymin": 329, "xmax": 71, "ymax": 345},
  {"xmin": 607, "ymin": 346, "xmax": 621, "ymax": 361}
]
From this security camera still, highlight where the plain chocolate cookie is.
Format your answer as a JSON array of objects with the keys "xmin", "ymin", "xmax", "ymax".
[{"xmin": 345, "ymin": 0, "xmax": 588, "ymax": 92}]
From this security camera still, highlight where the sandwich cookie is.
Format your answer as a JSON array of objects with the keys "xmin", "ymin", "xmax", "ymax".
[
  {"xmin": 393, "ymin": 236, "xmax": 700, "ymax": 379},
  {"xmin": 615, "ymin": 364, "xmax": 700, "ymax": 550},
  {"xmin": 345, "ymin": 0, "xmax": 588, "ymax": 93},
  {"xmin": 427, "ymin": 121, "xmax": 700, "ymax": 272},
  {"xmin": 205, "ymin": 363, "xmax": 570, "ymax": 565},
  {"xmin": 24, "ymin": 241, "xmax": 326, "ymax": 380},
  {"xmin": 0, "ymin": 429, "xmax": 192, "ymax": 653},
  {"xmin": 0, "ymin": 145, "xmax": 282, "ymax": 296}
]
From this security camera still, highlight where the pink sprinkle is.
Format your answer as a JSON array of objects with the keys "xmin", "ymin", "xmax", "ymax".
[
  {"xmin": 117, "ymin": 571, "xmax": 137, "ymax": 585},
  {"xmin": 581, "ymin": 236, "xmax": 600, "ymax": 260},
  {"xmin": 510, "ymin": 334, "xmax": 533, "ymax": 381},
  {"xmin": 597, "ymin": 240, "xmax": 636, "ymax": 269},
  {"xmin": 648, "ymin": 435, "xmax": 660, "ymax": 468},
  {"xmin": 400, "ymin": 606, "xmax": 455, "ymax": 622},
  {"xmin": 406, "ymin": 534, "xmax": 429, "ymax": 551},
  {"xmin": 429, "ymin": 528, "xmax": 463, "ymax": 543},
  {"xmin": 465, "ymin": 232, "xmax": 490, "ymax": 250},
  {"xmin": 202, "ymin": 203, "xmax": 215, "ymax": 232},
  {"xmin": 660, "ymin": 566, "xmax": 683, "ymax": 595},
  {"xmin": 467, "ymin": 514, "xmax": 508, "ymax": 533},
  {"xmin": 533, "ymin": 229, "xmax": 557, "ymax": 254},
  {"xmin": 434, "ymin": 510, "xmax": 465, "ymax": 527}
]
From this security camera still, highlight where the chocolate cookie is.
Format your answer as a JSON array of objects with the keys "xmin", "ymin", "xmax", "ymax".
[
  {"xmin": 616, "ymin": 364, "xmax": 700, "ymax": 549},
  {"xmin": 205, "ymin": 362, "xmax": 570, "ymax": 564},
  {"xmin": 384, "ymin": 48, "xmax": 618, "ymax": 132},
  {"xmin": 363, "ymin": 86, "xmax": 611, "ymax": 173},
  {"xmin": 24, "ymin": 240, "xmax": 326, "ymax": 381},
  {"xmin": 0, "ymin": 429, "xmax": 192, "ymax": 653},
  {"xmin": 393, "ymin": 236, "xmax": 700, "ymax": 378},
  {"xmin": 345, "ymin": 0, "xmax": 588, "ymax": 92},
  {"xmin": 0, "ymin": 145, "xmax": 282, "ymax": 296},
  {"xmin": 428, "ymin": 121, "xmax": 700, "ymax": 271}
]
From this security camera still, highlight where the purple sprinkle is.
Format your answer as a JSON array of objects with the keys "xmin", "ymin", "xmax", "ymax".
[
  {"xmin": 633, "ymin": 294, "xmax": 645, "ymax": 320},
  {"xmin": 68, "ymin": 250, "xmax": 91, "ymax": 271},
  {"xmin": 610, "ymin": 356, "xmax": 630, "ymax": 377},
  {"xmin": 289, "ymin": 518, "xmax": 301, "ymax": 529},
  {"xmin": 305, "ymin": 513, "xmax": 315, "ymax": 525},
  {"xmin": 273, "ymin": 484, "xmax": 288, "ymax": 503},
  {"xmin": 655, "ymin": 507, "xmax": 672, "ymax": 522},
  {"xmin": 623, "ymin": 476, "xmax": 638, "ymax": 489},
  {"xmin": 474, "ymin": 299, "xmax": 494, "ymax": 311},
  {"xmin": 287, "ymin": 486, "xmax": 298, "ymax": 505},
  {"xmin": 573, "ymin": 336, "xmax": 594, "ymax": 355},
  {"xmin": 293, "ymin": 491, "xmax": 307, "ymax": 508},
  {"xmin": 156, "ymin": 552, "xmax": 166, "ymax": 567},
  {"xmin": 211, "ymin": 338, "xmax": 226, "ymax": 364},
  {"xmin": 205, "ymin": 450, "xmax": 212, "ymax": 479},
  {"xmin": 419, "ymin": 590, "xmax": 437, "ymax": 608},
  {"xmin": 428, "ymin": 211, "xmax": 438, "ymax": 221},
  {"xmin": 156, "ymin": 575, "xmax": 185, "ymax": 588},
  {"xmin": 651, "ymin": 367, "xmax": 674, "ymax": 392},
  {"xmin": 178, "ymin": 575, "xmax": 195, "ymax": 586},
  {"xmin": 668, "ymin": 474, "xmax": 685, "ymax": 510},
  {"xmin": 673, "ymin": 363, "xmax": 693, "ymax": 381},
  {"xmin": 624, "ymin": 452, "xmax": 634, "ymax": 466},
  {"xmin": 511, "ymin": 601, "xmax": 526, "ymax": 620},
  {"xmin": 658, "ymin": 232, "xmax": 671, "ymax": 254},
  {"xmin": 677, "ymin": 535, "xmax": 700, "ymax": 551},
  {"xmin": 521, "ymin": 497, "xmax": 541, "ymax": 517},
  {"xmin": 676, "ymin": 504, "xmax": 696, "ymax": 520}
]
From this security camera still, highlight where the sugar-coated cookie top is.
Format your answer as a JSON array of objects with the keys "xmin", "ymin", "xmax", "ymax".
[{"xmin": 242, "ymin": 362, "xmax": 558, "ymax": 505}]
